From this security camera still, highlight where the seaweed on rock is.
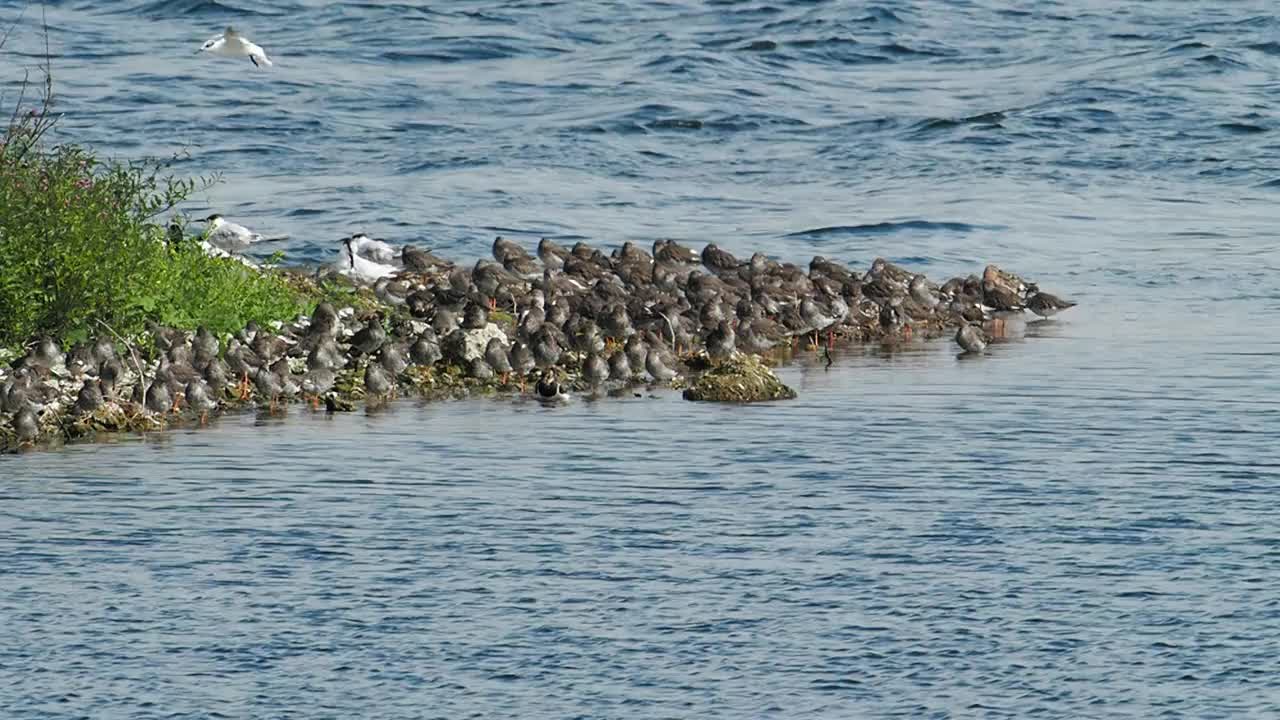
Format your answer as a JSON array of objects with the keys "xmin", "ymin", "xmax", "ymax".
[{"xmin": 682, "ymin": 353, "xmax": 797, "ymax": 403}]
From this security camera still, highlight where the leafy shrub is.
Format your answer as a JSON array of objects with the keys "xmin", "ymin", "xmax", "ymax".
[
  {"xmin": 0, "ymin": 125, "xmax": 311, "ymax": 346},
  {"xmin": 0, "ymin": 38, "xmax": 311, "ymax": 348}
]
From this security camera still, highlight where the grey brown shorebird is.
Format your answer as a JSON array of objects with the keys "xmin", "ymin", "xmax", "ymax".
[
  {"xmin": 653, "ymin": 238, "xmax": 699, "ymax": 265},
  {"xmin": 701, "ymin": 243, "xmax": 740, "ymax": 276},
  {"xmin": 2, "ymin": 368, "xmax": 31, "ymax": 414},
  {"xmin": 99, "ymin": 356, "xmax": 123, "ymax": 399},
  {"xmin": 349, "ymin": 314, "xmax": 387, "ymax": 356},
  {"xmin": 583, "ymin": 351, "xmax": 609, "ymax": 392},
  {"xmin": 410, "ymin": 335, "xmax": 443, "ymax": 366},
  {"xmin": 145, "ymin": 380, "xmax": 174, "ymax": 415},
  {"xmin": 402, "ymin": 244, "xmax": 450, "ymax": 273},
  {"xmin": 909, "ymin": 274, "xmax": 939, "ymax": 310},
  {"xmin": 377, "ymin": 343, "xmax": 409, "ymax": 377},
  {"xmin": 644, "ymin": 344, "xmax": 678, "ymax": 383},
  {"xmin": 462, "ymin": 302, "xmax": 489, "ymax": 330},
  {"xmin": 464, "ymin": 357, "xmax": 492, "ymax": 381},
  {"xmin": 485, "ymin": 338, "xmax": 513, "ymax": 385},
  {"xmin": 253, "ymin": 367, "xmax": 284, "ymax": 412},
  {"xmin": 14, "ymin": 405, "xmax": 39, "ymax": 446},
  {"xmin": 537, "ymin": 237, "xmax": 570, "ymax": 270},
  {"xmin": 31, "ymin": 336, "xmax": 63, "ymax": 372},
  {"xmin": 193, "ymin": 326, "xmax": 220, "ymax": 366},
  {"xmin": 624, "ymin": 333, "xmax": 648, "ymax": 369},
  {"xmin": 202, "ymin": 356, "xmax": 230, "ymax": 394},
  {"xmin": 364, "ymin": 361, "xmax": 394, "ymax": 403},
  {"xmin": 1026, "ymin": 291, "xmax": 1076, "ymax": 318},
  {"xmin": 224, "ymin": 339, "xmax": 259, "ymax": 400},
  {"xmin": 799, "ymin": 297, "xmax": 836, "ymax": 349},
  {"xmin": 508, "ymin": 340, "xmax": 536, "ymax": 385},
  {"xmin": 64, "ymin": 344, "xmax": 91, "ymax": 374},
  {"xmin": 955, "ymin": 322, "xmax": 988, "ymax": 354},
  {"xmin": 706, "ymin": 320, "xmax": 736, "ymax": 362},
  {"xmin": 73, "ymin": 378, "xmax": 104, "ymax": 416},
  {"xmin": 185, "ymin": 380, "xmax": 218, "ymax": 425},
  {"xmin": 531, "ymin": 328, "xmax": 562, "ymax": 369},
  {"xmin": 92, "ymin": 336, "xmax": 117, "ymax": 366},
  {"xmin": 301, "ymin": 366, "xmax": 337, "ymax": 408},
  {"xmin": 608, "ymin": 348, "xmax": 632, "ymax": 381}
]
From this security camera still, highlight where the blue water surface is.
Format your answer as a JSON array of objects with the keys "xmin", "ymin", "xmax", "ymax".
[{"xmin": 2, "ymin": 1, "xmax": 1280, "ymax": 717}]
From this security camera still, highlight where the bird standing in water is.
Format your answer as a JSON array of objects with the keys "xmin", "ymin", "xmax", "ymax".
[
  {"xmin": 1026, "ymin": 291, "xmax": 1077, "ymax": 318},
  {"xmin": 955, "ymin": 323, "xmax": 988, "ymax": 354}
]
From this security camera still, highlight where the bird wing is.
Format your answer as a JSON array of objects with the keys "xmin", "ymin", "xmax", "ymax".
[
  {"xmin": 249, "ymin": 48, "xmax": 273, "ymax": 68},
  {"xmin": 207, "ymin": 223, "xmax": 256, "ymax": 252}
]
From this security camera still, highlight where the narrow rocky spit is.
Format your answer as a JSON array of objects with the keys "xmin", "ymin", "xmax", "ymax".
[{"xmin": 0, "ymin": 236, "xmax": 1074, "ymax": 452}]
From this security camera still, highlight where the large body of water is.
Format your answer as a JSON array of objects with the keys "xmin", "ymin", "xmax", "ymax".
[{"xmin": 4, "ymin": 1, "xmax": 1280, "ymax": 717}]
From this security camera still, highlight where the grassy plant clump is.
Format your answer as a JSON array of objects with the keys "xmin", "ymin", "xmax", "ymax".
[
  {"xmin": 682, "ymin": 353, "xmax": 797, "ymax": 403},
  {"xmin": 0, "ymin": 109, "xmax": 310, "ymax": 347}
]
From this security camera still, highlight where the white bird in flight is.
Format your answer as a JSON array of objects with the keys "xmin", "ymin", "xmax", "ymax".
[
  {"xmin": 198, "ymin": 27, "xmax": 273, "ymax": 68},
  {"xmin": 202, "ymin": 214, "xmax": 288, "ymax": 254}
]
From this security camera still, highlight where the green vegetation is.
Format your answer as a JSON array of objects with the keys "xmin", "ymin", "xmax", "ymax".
[
  {"xmin": 0, "ymin": 30, "xmax": 311, "ymax": 348},
  {"xmin": 682, "ymin": 353, "xmax": 797, "ymax": 403}
]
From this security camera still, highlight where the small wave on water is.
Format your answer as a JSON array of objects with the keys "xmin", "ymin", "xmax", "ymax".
[
  {"xmin": 4, "ymin": 0, "xmax": 1280, "ymax": 716},
  {"xmin": 786, "ymin": 221, "xmax": 999, "ymax": 239},
  {"xmin": 112, "ymin": 0, "xmax": 292, "ymax": 19}
]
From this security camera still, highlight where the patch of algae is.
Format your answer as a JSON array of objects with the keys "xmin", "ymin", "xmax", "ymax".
[
  {"xmin": 68, "ymin": 403, "xmax": 167, "ymax": 437},
  {"xmin": 682, "ymin": 352, "xmax": 797, "ymax": 403}
]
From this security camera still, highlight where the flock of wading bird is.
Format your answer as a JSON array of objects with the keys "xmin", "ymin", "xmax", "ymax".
[{"xmin": 1, "ymin": 234, "xmax": 1076, "ymax": 447}]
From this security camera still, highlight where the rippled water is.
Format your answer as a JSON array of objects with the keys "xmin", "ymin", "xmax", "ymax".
[{"xmin": 4, "ymin": 0, "xmax": 1280, "ymax": 717}]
